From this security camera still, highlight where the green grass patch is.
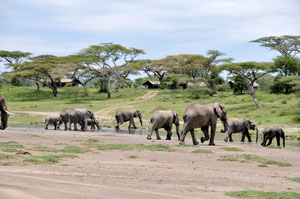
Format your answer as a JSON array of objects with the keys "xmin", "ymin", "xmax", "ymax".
[
  {"xmin": 174, "ymin": 144, "xmax": 198, "ymax": 147},
  {"xmin": 33, "ymin": 145, "xmax": 90, "ymax": 153},
  {"xmin": 87, "ymin": 138, "xmax": 100, "ymax": 143},
  {"xmin": 128, "ymin": 155, "xmax": 138, "ymax": 158},
  {"xmin": 191, "ymin": 149, "xmax": 213, "ymax": 153},
  {"xmin": 1, "ymin": 148, "xmax": 17, "ymax": 152},
  {"xmin": 25, "ymin": 134, "xmax": 44, "ymax": 138},
  {"xmin": 93, "ymin": 144, "xmax": 173, "ymax": 152},
  {"xmin": 242, "ymin": 154, "xmax": 292, "ymax": 167},
  {"xmin": 23, "ymin": 154, "xmax": 77, "ymax": 164},
  {"xmin": 292, "ymin": 177, "xmax": 300, "ymax": 182},
  {"xmin": 0, "ymin": 141, "xmax": 25, "ymax": 149},
  {"xmin": 221, "ymin": 147, "xmax": 243, "ymax": 151},
  {"xmin": 0, "ymin": 153, "xmax": 16, "ymax": 160},
  {"xmin": 218, "ymin": 155, "xmax": 239, "ymax": 161},
  {"xmin": 226, "ymin": 190, "xmax": 300, "ymax": 198}
]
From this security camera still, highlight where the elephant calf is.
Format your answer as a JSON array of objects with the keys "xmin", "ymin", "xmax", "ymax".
[
  {"xmin": 115, "ymin": 109, "xmax": 143, "ymax": 129},
  {"xmin": 45, "ymin": 116, "xmax": 62, "ymax": 130},
  {"xmin": 261, "ymin": 126, "xmax": 285, "ymax": 147},
  {"xmin": 147, "ymin": 110, "xmax": 180, "ymax": 140},
  {"xmin": 224, "ymin": 118, "xmax": 258, "ymax": 143},
  {"xmin": 87, "ymin": 118, "xmax": 100, "ymax": 130}
]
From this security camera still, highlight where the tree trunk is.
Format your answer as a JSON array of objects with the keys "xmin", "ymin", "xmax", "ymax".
[
  {"xmin": 248, "ymin": 86, "xmax": 262, "ymax": 108},
  {"xmin": 35, "ymin": 82, "xmax": 40, "ymax": 92},
  {"xmin": 49, "ymin": 86, "xmax": 58, "ymax": 97},
  {"xmin": 107, "ymin": 78, "xmax": 111, "ymax": 99},
  {"xmin": 115, "ymin": 80, "xmax": 120, "ymax": 93},
  {"xmin": 83, "ymin": 85, "xmax": 88, "ymax": 97}
]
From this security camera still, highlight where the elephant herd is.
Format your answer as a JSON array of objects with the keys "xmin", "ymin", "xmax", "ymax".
[{"xmin": 0, "ymin": 93, "xmax": 286, "ymax": 147}]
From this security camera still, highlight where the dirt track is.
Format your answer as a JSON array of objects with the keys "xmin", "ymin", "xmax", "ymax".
[{"xmin": 0, "ymin": 128, "xmax": 299, "ymax": 199}]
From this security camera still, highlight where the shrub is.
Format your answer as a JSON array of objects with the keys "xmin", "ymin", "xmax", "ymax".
[{"xmin": 186, "ymin": 86, "xmax": 214, "ymax": 99}]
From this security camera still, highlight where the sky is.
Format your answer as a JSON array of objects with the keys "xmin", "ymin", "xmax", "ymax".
[{"xmin": 0, "ymin": 0, "xmax": 300, "ymax": 74}]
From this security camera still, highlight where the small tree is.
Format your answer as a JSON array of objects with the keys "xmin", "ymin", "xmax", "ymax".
[
  {"xmin": 273, "ymin": 56, "xmax": 300, "ymax": 76},
  {"xmin": 0, "ymin": 50, "xmax": 31, "ymax": 64},
  {"xmin": 221, "ymin": 62, "xmax": 272, "ymax": 108}
]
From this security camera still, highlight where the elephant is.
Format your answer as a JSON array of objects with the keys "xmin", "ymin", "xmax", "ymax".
[
  {"xmin": 179, "ymin": 103, "xmax": 228, "ymax": 145},
  {"xmin": 115, "ymin": 109, "xmax": 143, "ymax": 129},
  {"xmin": 86, "ymin": 118, "xmax": 100, "ymax": 130},
  {"xmin": 261, "ymin": 126, "xmax": 285, "ymax": 147},
  {"xmin": 223, "ymin": 118, "xmax": 258, "ymax": 143},
  {"xmin": 0, "ymin": 94, "xmax": 10, "ymax": 130},
  {"xmin": 60, "ymin": 109, "xmax": 95, "ymax": 131},
  {"xmin": 147, "ymin": 110, "xmax": 180, "ymax": 140},
  {"xmin": 45, "ymin": 116, "xmax": 62, "ymax": 130}
]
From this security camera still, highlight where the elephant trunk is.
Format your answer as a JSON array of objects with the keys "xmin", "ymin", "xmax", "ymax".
[
  {"xmin": 0, "ymin": 110, "xmax": 8, "ymax": 130},
  {"xmin": 139, "ymin": 116, "xmax": 143, "ymax": 126},
  {"xmin": 255, "ymin": 127, "xmax": 259, "ymax": 143},
  {"xmin": 220, "ymin": 118, "xmax": 228, "ymax": 133},
  {"xmin": 175, "ymin": 124, "xmax": 180, "ymax": 140}
]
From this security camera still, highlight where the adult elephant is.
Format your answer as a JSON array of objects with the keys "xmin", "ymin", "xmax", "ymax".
[
  {"xmin": 179, "ymin": 103, "xmax": 228, "ymax": 145},
  {"xmin": 261, "ymin": 126, "xmax": 285, "ymax": 147},
  {"xmin": 115, "ymin": 109, "xmax": 143, "ymax": 129},
  {"xmin": 60, "ymin": 109, "xmax": 95, "ymax": 131},
  {"xmin": 147, "ymin": 110, "xmax": 180, "ymax": 140},
  {"xmin": 0, "ymin": 94, "xmax": 10, "ymax": 130},
  {"xmin": 223, "ymin": 118, "xmax": 258, "ymax": 143}
]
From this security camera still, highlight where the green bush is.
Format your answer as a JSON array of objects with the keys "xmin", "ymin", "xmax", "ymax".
[{"xmin": 186, "ymin": 86, "xmax": 214, "ymax": 99}]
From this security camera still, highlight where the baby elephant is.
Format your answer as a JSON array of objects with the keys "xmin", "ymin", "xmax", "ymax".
[
  {"xmin": 224, "ymin": 118, "xmax": 258, "ymax": 143},
  {"xmin": 87, "ymin": 118, "xmax": 100, "ymax": 130},
  {"xmin": 147, "ymin": 110, "xmax": 180, "ymax": 140},
  {"xmin": 261, "ymin": 126, "xmax": 285, "ymax": 147},
  {"xmin": 45, "ymin": 116, "xmax": 62, "ymax": 130}
]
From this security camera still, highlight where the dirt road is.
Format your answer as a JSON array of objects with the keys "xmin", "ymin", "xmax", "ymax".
[{"xmin": 0, "ymin": 129, "xmax": 299, "ymax": 199}]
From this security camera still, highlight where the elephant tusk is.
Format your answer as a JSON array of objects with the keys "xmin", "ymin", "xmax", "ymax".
[{"xmin": 4, "ymin": 109, "xmax": 13, "ymax": 116}]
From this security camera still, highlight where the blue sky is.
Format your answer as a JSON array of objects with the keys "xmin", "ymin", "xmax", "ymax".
[{"xmin": 1, "ymin": 0, "xmax": 300, "ymax": 73}]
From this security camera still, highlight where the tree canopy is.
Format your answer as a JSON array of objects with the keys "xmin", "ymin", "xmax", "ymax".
[
  {"xmin": 220, "ymin": 62, "xmax": 273, "ymax": 108},
  {"xmin": 251, "ymin": 35, "xmax": 300, "ymax": 58},
  {"xmin": 0, "ymin": 50, "xmax": 32, "ymax": 64}
]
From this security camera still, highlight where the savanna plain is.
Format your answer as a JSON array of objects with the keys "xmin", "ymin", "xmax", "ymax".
[{"xmin": 1, "ymin": 87, "xmax": 300, "ymax": 199}]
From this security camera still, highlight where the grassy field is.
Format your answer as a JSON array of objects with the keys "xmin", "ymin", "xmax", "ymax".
[{"xmin": 1, "ymin": 86, "xmax": 299, "ymax": 137}]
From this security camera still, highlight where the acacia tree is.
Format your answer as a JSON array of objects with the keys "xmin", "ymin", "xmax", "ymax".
[
  {"xmin": 8, "ymin": 55, "xmax": 75, "ymax": 96},
  {"xmin": 220, "ymin": 62, "xmax": 273, "ymax": 108},
  {"xmin": 78, "ymin": 43, "xmax": 144, "ymax": 97},
  {"xmin": 0, "ymin": 50, "xmax": 32, "ymax": 64},
  {"xmin": 170, "ymin": 50, "xmax": 232, "ymax": 90},
  {"xmin": 251, "ymin": 35, "xmax": 300, "ymax": 58}
]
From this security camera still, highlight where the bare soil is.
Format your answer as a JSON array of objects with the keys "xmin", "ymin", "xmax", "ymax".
[{"xmin": 0, "ymin": 128, "xmax": 300, "ymax": 199}]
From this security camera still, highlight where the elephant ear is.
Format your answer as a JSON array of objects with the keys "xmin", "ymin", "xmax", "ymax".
[
  {"xmin": 173, "ymin": 111, "xmax": 179, "ymax": 124},
  {"xmin": 213, "ymin": 103, "xmax": 223, "ymax": 118},
  {"xmin": 243, "ymin": 120, "xmax": 251, "ymax": 129},
  {"xmin": 134, "ymin": 110, "xmax": 139, "ymax": 117}
]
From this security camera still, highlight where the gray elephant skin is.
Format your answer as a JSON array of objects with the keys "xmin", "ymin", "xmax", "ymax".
[
  {"xmin": 45, "ymin": 116, "xmax": 62, "ymax": 130},
  {"xmin": 180, "ymin": 103, "xmax": 229, "ymax": 145},
  {"xmin": 147, "ymin": 110, "xmax": 180, "ymax": 140},
  {"xmin": 87, "ymin": 118, "xmax": 100, "ymax": 130},
  {"xmin": 261, "ymin": 126, "xmax": 285, "ymax": 147},
  {"xmin": 115, "ymin": 109, "xmax": 143, "ymax": 129},
  {"xmin": 60, "ymin": 109, "xmax": 95, "ymax": 131},
  {"xmin": 223, "ymin": 118, "xmax": 258, "ymax": 143},
  {"xmin": 0, "ymin": 94, "xmax": 10, "ymax": 130}
]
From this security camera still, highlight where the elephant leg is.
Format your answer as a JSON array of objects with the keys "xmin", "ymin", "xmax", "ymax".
[
  {"xmin": 229, "ymin": 133, "xmax": 234, "ymax": 142},
  {"xmin": 209, "ymin": 124, "xmax": 216, "ymax": 146},
  {"xmin": 54, "ymin": 122, "xmax": 57, "ymax": 130},
  {"xmin": 64, "ymin": 122, "xmax": 67, "ymax": 131},
  {"xmin": 244, "ymin": 129, "xmax": 252, "ymax": 142},
  {"xmin": 179, "ymin": 123, "xmax": 190, "ymax": 144},
  {"xmin": 266, "ymin": 138, "xmax": 273, "ymax": 146},
  {"xmin": 276, "ymin": 136, "xmax": 280, "ymax": 146},
  {"xmin": 45, "ymin": 122, "xmax": 49, "ymax": 130},
  {"xmin": 190, "ymin": 129, "xmax": 199, "ymax": 145},
  {"xmin": 147, "ymin": 128, "xmax": 154, "ymax": 140},
  {"xmin": 155, "ymin": 129, "xmax": 161, "ymax": 140},
  {"xmin": 200, "ymin": 126, "xmax": 209, "ymax": 143},
  {"xmin": 241, "ymin": 133, "xmax": 246, "ymax": 142},
  {"xmin": 166, "ymin": 131, "xmax": 172, "ymax": 140},
  {"xmin": 74, "ymin": 122, "xmax": 78, "ymax": 131},
  {"xmin": 131, "ymin": 118, "xmax": 137, "ymax": 129}
]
